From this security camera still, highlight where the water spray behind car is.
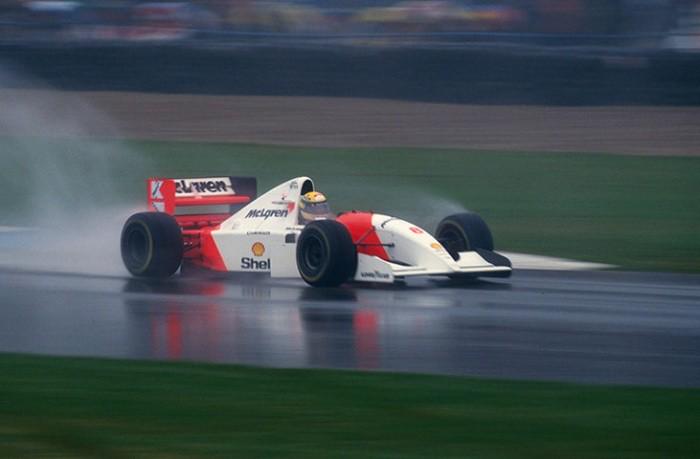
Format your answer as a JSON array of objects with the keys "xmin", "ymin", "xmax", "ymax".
[
  {"xmin": 329, "ymin": 180, "xmax": 470, "ymax": 233},
  {"xmin": 0, "ymin": 66, "xmax": 150, "ymax": 275}
]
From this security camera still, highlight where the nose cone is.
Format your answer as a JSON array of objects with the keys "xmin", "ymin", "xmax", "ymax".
[{"xmin": 374, "ymin": 215, "xmax": 456, "ymax": 270}]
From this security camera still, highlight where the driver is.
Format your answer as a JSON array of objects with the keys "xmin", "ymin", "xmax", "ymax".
[{"xmin": 299, "ymin": 191, "xmax": 334, "ymax": 224}]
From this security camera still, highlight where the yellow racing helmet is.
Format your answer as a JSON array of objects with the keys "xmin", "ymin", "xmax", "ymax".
[{"xmin": 299, "ymin": 191, "xmax": 333, "ymax": 224}]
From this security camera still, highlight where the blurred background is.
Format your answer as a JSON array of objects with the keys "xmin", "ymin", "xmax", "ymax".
[
  {"xmin": 0, "ymin": 0, "xmax": 698, "ymax": 50},
  {"xmin": 0, "ymin": 0, "xmax": 699, "ymax": 104}
]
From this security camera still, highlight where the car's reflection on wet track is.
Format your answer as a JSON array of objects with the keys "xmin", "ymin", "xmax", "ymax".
[
  {"xmin": 121, "ymin": 277, "xmax": 419, "ymax": 371},
  {"xmin": 1, "ymin": 268, "xmax": 699, "ymax": 387}
]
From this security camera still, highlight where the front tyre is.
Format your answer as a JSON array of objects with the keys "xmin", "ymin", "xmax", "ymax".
[
  {"xmin": 436, "ymin": 212, "xmax": 494, "ymax": 261},
  {"xmin": 121, "ymin": 212, "xmax": 183, "ymax": 278},
  {"xmin": 296, "ymin": 220, "xmax": 357, "ymax": 287}
]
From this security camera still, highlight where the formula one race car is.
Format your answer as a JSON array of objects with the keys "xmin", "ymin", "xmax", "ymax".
[{"xmin": 120, "ymin": 176, "xmax": 511, "ymax": 286}]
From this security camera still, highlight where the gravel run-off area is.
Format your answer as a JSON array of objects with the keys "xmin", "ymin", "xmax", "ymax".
[{"xmin": 1, "ymin": 89, "xmax": 699, "ymax": 156}]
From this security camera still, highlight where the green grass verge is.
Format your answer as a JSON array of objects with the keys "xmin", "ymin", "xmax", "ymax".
[
  {"xmin": 1, "ymin": 138, "xmax": 699, "ymax": 271},
  {"xmin": 1, "ymin": 353, "xmax": 699, "ymax": 458}
]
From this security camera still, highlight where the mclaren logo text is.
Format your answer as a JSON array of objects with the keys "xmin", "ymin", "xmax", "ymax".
[{"xmin": 245, "ymin": 209, "xmax": 289, "ymax": 219}]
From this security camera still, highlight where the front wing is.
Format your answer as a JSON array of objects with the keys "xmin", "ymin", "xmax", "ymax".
[{"xmin": 353, "ymin": 249, "xmax": 512, "ymax": 283}]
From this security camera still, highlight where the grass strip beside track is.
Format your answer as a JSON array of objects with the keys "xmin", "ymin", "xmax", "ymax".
[
  {"xmin": 1, "ymin": 139, "xmax": 699, "ymax": 271},
  {"xmin": 1, "ymin": 353, "xmax": 699, "ymax": 458}
]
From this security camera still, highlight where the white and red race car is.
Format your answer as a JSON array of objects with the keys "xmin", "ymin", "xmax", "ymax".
[{"xmin": 120, "ymin": 176, "xmax": 511, "ymax": 286}]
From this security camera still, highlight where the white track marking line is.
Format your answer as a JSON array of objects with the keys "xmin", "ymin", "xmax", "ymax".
[
  {"xmin": 0, "ymin": 226, "xmax": 35, "ymax": 233},
  {"xmin": 501, "ymin": 251, "xmax": 615, "ymax": 271}
]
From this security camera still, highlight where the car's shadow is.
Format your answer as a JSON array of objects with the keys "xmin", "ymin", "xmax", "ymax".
[
  {"xmin": 429, "ymin": 277, "xmax": 513, "ymax": 291},
  {"xmin": 122, "ymin": 270, "xmax": 513, "ymax": 299}
]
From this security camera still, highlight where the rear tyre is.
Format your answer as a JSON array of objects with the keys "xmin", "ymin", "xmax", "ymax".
[
  {"xmin": 121, "ymin": 212, "xmax": 183, "ymax": 278},
  {"xmin": 435, "ymin": 212, "xmax": 494, "ymax": 261},
  {"xmin": 296, "ymin": 220, "xmax": 357, "ymax": 287}
]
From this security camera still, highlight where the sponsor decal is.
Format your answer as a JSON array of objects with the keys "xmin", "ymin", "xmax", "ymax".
[
  {"xmin": 150, "ymin": 180, "xmax": 163, "ymax": 199},
  {"xmin": 175, "ymin": 177, "xmax": 232, "ymax": 196},
  {"xmin": 241, "ymin": 257, "xmax": 270, "ymax": 270},
  {"xmin": 251, "ymin": 242, "xmax": 265, "ymax": 257},
  {"xmin": 288, "ymin": 202, "xmax": 296, "ymax": 212},
  {"xmin": 149, "ymin": 179, "xmax": 172, "ymax": 212},
  {"xmin": 430, "ymin": 242, "xmax": 443, "ymax": 250},
  {"xmin": 290, "ymin": 181, "xmax": 299, "ymax": 190},
  {"xmin": 360, "ymin": 270, "xmax": 391, "ymax": 280},
  {"xmin": 409, "ymin": 226, "xmax": 424, "ymax": 234},
  {"xmin": 245, "ymin": 208, "xmax": 289, "ymax": 219},
  {"xmin": 246, "ymin": 231, "xmax": 271, "ymax": 236}
]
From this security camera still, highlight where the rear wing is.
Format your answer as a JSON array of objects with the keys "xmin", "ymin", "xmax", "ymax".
[{"xmin": 147, "ymin": 176, "xmax": 256, "ymax": 226}]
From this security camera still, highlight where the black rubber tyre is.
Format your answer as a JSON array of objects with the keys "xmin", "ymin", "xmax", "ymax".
[
  {"xmin": 120, "ymin": 212, "xmax": 183, "ymax": 278},
  {"xmin": 296, "ymin": 220, "xmax": 357, "ymax": 287},
  {"xmin": 435, "ymin": 212, "xmax": 494, "ymax": 261}
]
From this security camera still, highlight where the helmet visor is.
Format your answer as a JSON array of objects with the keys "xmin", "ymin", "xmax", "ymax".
[
  {"xmin": 305, "ymin": 202, "xmax": 331, "ymax": 215},
  {"xmin": 300, "ymin": 201, "xmax": 333, "ymax": 222}
]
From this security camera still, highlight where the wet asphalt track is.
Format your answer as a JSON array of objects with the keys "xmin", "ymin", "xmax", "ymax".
[{"xmin": 0, "ymin": 268, "xmax": 699, "ymax": 388}]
